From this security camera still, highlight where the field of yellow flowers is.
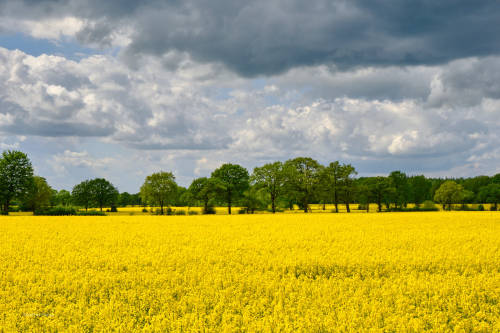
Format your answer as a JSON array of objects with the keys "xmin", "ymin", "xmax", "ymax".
[{"xmin": 0, "ymin": 212, "xmax": 499, "ymax": 331}]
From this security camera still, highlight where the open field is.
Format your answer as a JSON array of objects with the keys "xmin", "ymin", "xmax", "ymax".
[{"xmin": 0, "ymin": 212, "xmax": 499, "ymax": 331}]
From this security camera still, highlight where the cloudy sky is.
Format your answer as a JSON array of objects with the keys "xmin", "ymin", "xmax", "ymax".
[{"xmin": 0, "ymin": 0, "xmax": 499, "ymax": 192}]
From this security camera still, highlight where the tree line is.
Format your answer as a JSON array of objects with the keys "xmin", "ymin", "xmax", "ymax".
[{"xmin": 1, "ymin": 150, "xmax": 499, "ymax": 215}]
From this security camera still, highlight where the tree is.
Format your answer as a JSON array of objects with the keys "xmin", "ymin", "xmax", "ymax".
[
  {"xmin": 242, "ymin": 185, "xmax": 267, "ymax": 214},
  {"xmin": 0, "ymin": 150, "xmax": 34, "ymax": 214},
  {"xmin": 211, "ymin": 164, "xmax": 249, "ymax": 214},
  {"xmin": 409, "ymin": 175, "xmax": 431, "ymax": 207},
  {"xmin": 119, "ymin": 192, "xmax": 132, "ymax": 207},
  {"xmin": 55, "ymin": 190, "xmax": 72, "ymax": 206},
  {"xmin": 319, "ymin": 161, "xmax": 343, "ymax": 213},
  {"xmin": 283, "ymin": 157, "xmax": 321, "ymax": 213},
  {"xmin": 388, "ymin": 171, "xmax": 410, "ymax": 208},
  {"xmin": 140, "ymin": 172, "xmax": 177, "ymax": 215},
  {"xmin": 251, "ymin": 162, "xmax": 285, "ymax": 213},
  {"xmin": 23, "ymin": 176, "xmax": 53, "ymax": 213},
  {"xmin": 433, "ymin": 181, "xmax": 465, "ymax": 211},
  {"xmin": 339, "ymin": 163, "xmax": 357, "ymax": 213},
  {"xmin": 368, "ymin": 176, "xmax": 391, "ymax": 212},
  {"xmin": 72, "ymin": 180, "xmax": 93, "ymax": 211},
  {"xmin": 89, "ymin": 178, "xmax": 119, "ymax": 211},
  {"xmin": 188, "ymin": 177, "xmax": 218, "ymax": 213},
  {"xmin": 478, "ymin": 184, "xmax": 500, "ymax": 211}
]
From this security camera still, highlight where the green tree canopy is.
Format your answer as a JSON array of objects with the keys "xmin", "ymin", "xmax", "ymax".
[
  {"xmin": 188, "ymin": 177, "xmax": 218, "ymax": 213},
  {"xmin": 140, "ymin": 171, "xmax": 177, "ymax": 215},
  {"xmin": 283, "ymin": 157, "xmax": 322, "ymax": 213},
  {"xmin": 23, "ymin": 176, "xmax": 53, "ymax": 213},
  {"xmin": 211, "ymin": 164, "xmax": 250, "ymax": 214},
  {"xmin": 251, "ymin": 161, "xmax": 285, "ymax": 213},
  {"xmin": 433, "ymin": 180, "xmax": 465, "ymax": 211},
  {"xmin": 0, "ymin": 150, "xmax": 34, "ymax": 214},
  {"xmin": 89, "ymin": 178, "xmax": 119, "ymax": 211},
  {"xmin": 72, "ymin": 180, "xmax": 93, "ymax": 211},
  {"xmin": 478, "ymin": 184, "xmax": 500, "ymax": 211}
]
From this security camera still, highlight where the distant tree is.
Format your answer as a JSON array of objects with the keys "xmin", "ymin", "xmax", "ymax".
[
  {"xmin": 0, "ymin": 150, "xmax": 34, "ymax": 214},
  {"xmin": 175, "ymin": 186, "xmax": 188, "ymax": 206},
  {"xmin": 140, "ymin": 172, "xmax": 177, "ymax": 215},
  {"xmin": 409, "ymin": 175, "xmax": 431, "ymax": 207},
  {"xmin": 72, "ymin": 180, "xmax": 93, "ymax": 211},
  {"xmin": 89, "ymin": 178, "xmax": 119, "ymax": 212},
  {"xmin": 188, "ymin": 177, "xmax": 218, "ymax": 213},
  {"xmin": 211, "ymin": 164, "xmax": 250, "ymax": 214},
  {"xmin": 463, "ymin": 175, "xmax": 490, "ymax": 200},
  {"xmin": 388, "ymin": 171, "xmax": 410, "ymax": 208},
  {"xmin": 339, "ymin": 163, "xmax": 357, "ymax": 213},
  {"xmin": 355, "ymin": 179, "xmax": 373, "ymax": 212},
  {"xmin": 242, "ymin": 185, "xmax": 267, "ymax": 214},
  {"xmin": 434, "ymin": 181, "xmax": 465, "ymax": 211},
  {"xmin": 369, "ymin": 176, "xmax": 391, "ymax": 212},
  {"xmin": 23, "ymin": 176, "xmax": 53, "ymax": 213},
  {"xmin": 55, "ymin": 190, "xmax": 72, "ymax": 206},
  {"xmin": 492, "ymin": 173, "xmax": 500, "ymax": 184},
  {"xmin": 319, "ymin": 161, "xmax": 343, "ymax": 213},
  {"xmin": 478, "ymin": 184, "xmax": 500, "ymax": 211},
  {"xmin": 283, "ymin": 157, "xmax": 322, "ymax": 213},
  {"xmin": 179, "ymin": 190, "xmax": 196, "ymax": 212},
  {"xmin": 119, "ymin": 192, "xmax": 132, "ymax": 207},
  {"xmin": 251, "ymin": 162, "xmax": 285, "ymax": 213}
]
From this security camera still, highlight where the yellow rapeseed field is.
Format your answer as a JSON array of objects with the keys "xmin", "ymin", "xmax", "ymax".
[{"xmin": 0, "ymin": 212, "xmax": 499, "ymax": 332}]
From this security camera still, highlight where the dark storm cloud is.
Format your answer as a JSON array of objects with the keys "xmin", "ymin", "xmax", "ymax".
[{"xmin": 2, "ymin": 0, "xmax": 500, "ymax": 76}]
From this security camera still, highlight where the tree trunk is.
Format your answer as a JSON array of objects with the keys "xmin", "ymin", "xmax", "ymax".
[
  {"xmin": 160, "ymin": 202, "xmax": 164, "ymax": 215},
  {"xmin": 334, "ymin": 190, "xmax": 339, "ymax": 213},
  {"xmin": 204, "ymin": 199, "xmax": 208, "ymax": 213},
  {"xmin": 366, "ymin": 203, "xmax": 369, "ymax": 212},
  {"xmin": 271, "ymin": 194, "xmax": 276, "ymax": 213},
  {"xmin": 228, "ymin": 193, "xmax": 232, "ymax": 215}
]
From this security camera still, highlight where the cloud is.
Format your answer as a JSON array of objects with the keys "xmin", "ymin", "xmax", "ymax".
[
  {"xmin": 2, "ymin": 1, "xmax": 500, "ymax": 76},
  {"xmin": 0, "ymin": 46, "xmax": 499, "ymax": 189}
]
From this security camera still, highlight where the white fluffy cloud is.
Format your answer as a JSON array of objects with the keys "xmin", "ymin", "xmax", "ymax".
[{"xmin": 0, "ymin": 46, "xmax": 499, "ymax": 190}]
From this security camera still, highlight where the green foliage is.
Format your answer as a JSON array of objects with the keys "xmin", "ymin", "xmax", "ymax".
[
  {"xmin": 283, "ymin": 157, "xmax": 322, "ymax": 213},
  {"xmin": 203, "ymin": 205, "xmax": 216, "ymax": 214},
  {"xmin": 35, "ymin": 206, "xmax": 77, "ymax": 216},
  {"xmin": 89, "ymin": 178, "xmax": 119, "ymax": 212},
  {"xmin": 188, "ymin": 210, "xmax": 199, "ymax": 215},
  {"xmin": 251, "ymin": 162, "xmax": 285, "ymax": 213},
  {"xmin": 140, "ymin": 171, "xmax": 177, "ymax": 215},
  {"xmin": 0, "ymin": 150, "xmax": 34, "ymax": 214},
  {"xmin": 433, "ymin": 181, "xmax": 466, "ymax": 211},
  {"xmin": 174, "ymin": 210, "xmax": 186, "ymax": 215},
  {"xmin": 211, "ymin": 164, "xmax": 250, "ymax": 214},
  {"xmin": 72, "ymin": 180, "xmax": 93, "ymax": 211},
  {"xmin": 477, "ymin": 184, "xmax": 500, "ymax": 211},
  {"xmin": 23, "ymin": 176, "xmax": 53, "ymax": 212},
  {"xmin": 422, "ymin": 200, "xmax": 437, "ymax": 210}
]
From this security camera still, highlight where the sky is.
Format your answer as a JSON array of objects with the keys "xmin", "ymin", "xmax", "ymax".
[{"xmin": 0, "ymin": 0, "xmax": 499, "ymax": 192}]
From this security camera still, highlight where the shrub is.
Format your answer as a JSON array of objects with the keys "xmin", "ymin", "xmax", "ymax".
[
  {"xmin": 478, "ymin": 204, "xmax": 485, "ymax": 211},
  {"xmin": 422, "ymin": 200, "xmax": 436, "ymax": 210},
  {"xmin": 110, "ymin": 206, "xmax": 118, "ymax": 212},
  {"xmin": 238, "ymin": 208, "xmax": 246, "ymax": 214},
  {"xmin": 203, "ymin": 206, "xmax": 216, "ymax": 214},
  {"xmin": 357, "ymin": 203, "xmax": 367, "ymax": 210},
  {"xmin": 490, "ymin": 205, "xmax": 497, "ymax": 211},
  {"xmin": 35, "ymin": 206, "xmax": 77, "ymax": 216},
  {"xmin": 188, "ymin": 211, "xmax": 198, "ymax": 215},
  {"xmin": 174, "ymin": 210, "xmax": 186, "ymax": 215},
  {"xmin": 142, "ymin": 208, "xmax": 148, "ymax": 213}
]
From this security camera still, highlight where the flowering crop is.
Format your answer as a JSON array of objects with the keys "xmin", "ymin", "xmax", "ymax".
[{"xmin": 0, "ymin": 212, "xmax": 499, "ymax": 331}]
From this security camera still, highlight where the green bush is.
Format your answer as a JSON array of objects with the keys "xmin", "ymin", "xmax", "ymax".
[
  {"xmin": 203, "ymin": 206, "xmax": 216, "ymax": 214},
  {"xmin": 238, "ymin": 208, "xmax": 246, "ymax": 214},
  {"xmin": 142, "ymin": 208, "xmax": 148, "ymax": 213},
  {"xmin": 110, "ymin": 206, "xmax": 118, "ymax": 212},
  {"xmin": 188, "ymin": 210, "xmax": 198, "ymax": 215},
  {"xmin": 174, "ymin": 210, "xmax": 186, "ymax": 215},
  {"xmin": 478, "ymin": 204, "xmax": 485, "ymax": 211},
  {"xmin": 35, "ymin": 206, "xmax": 77, "ymax": 216},
  {"xmin": 422, "ymin": 200, "xmax": 436, "ymax": 210}
]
